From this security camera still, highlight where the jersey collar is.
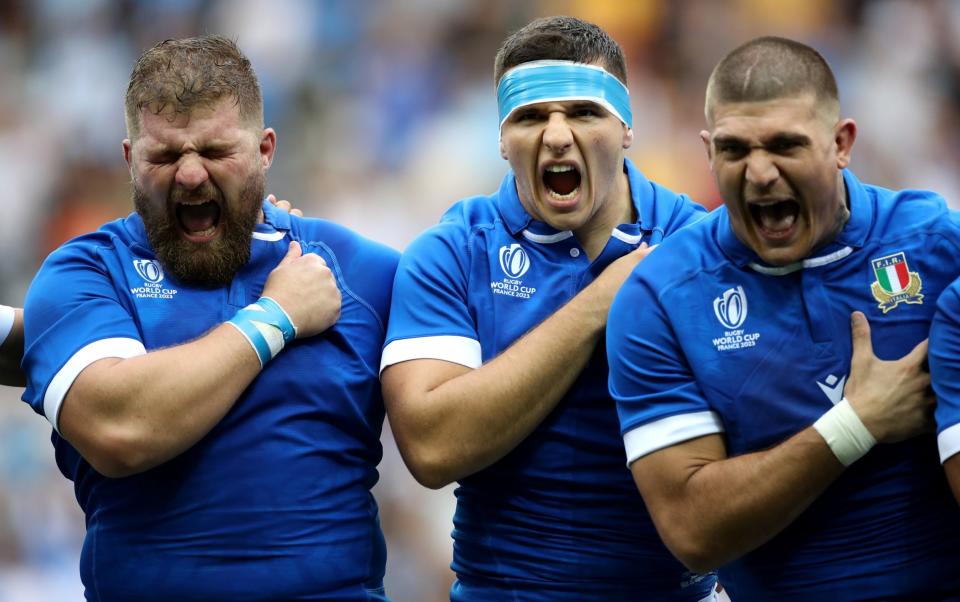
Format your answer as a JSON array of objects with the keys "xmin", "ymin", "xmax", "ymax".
[
  {"xmin": 255, "ymin": 199, "xmax": 291, "ymax": 241},
  {"xmin": 497, "ymin": 157, "xmax": 652, "ymax": 241},
  {"xmin": 717, "ymin": 169, "xmax": 872, "ymax": 274}
]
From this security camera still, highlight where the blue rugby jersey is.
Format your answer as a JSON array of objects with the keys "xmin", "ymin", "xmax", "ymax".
[
  {"xmin": 22, "ymin": 201, "xmax": 398, "ymax": 602},
  {"xmin": 932, "ymin": 279, "xmax": 960, "ymax": 464},
  {"xmin": 609, "ymin": 170, "xmax": 960, "ymax": 601},
  {"xmin": 382, "ymin": 159, "xmax": 716, "ymax": 601}
]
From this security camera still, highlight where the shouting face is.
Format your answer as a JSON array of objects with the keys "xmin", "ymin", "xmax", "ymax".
[
  {"xmin": 123, "ymin": 98, "xmax": 276, "ymax": 286},
  {"xmin": 702, "ymin": 93, "xmax": 856, "ymax": 266}
]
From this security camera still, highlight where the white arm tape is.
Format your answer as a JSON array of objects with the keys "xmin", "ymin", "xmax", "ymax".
[
  {"xmin": 0, "ymin": 305, "xmax": 14, "ymax": 346},
  {"xmin": 812, "ymin": 398, "xmax": 877, "ymax": 466}
]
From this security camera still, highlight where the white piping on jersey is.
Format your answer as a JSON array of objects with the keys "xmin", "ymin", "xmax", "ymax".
[
  {"xmin": 747, "ymin": 246, "xmax": 853, "ymax": 276},
  {"xmin": 252, "ymin": 231, "xmax": 286, "ymax": 241},
  {"xmin": 521, "ymin": 230, "xmax": 574, "ymax": 244},
  {"xmin": 610, "ymin": 228, "xmax": 643, "ymax": 245}
]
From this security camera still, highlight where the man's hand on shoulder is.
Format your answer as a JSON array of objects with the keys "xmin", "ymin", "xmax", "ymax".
[
  {"xmin": 263, "ymin": 241, "xmax": 341, "ymax": 338},
  {"xmin": 267, "ymin": 194, "xmax": 303, "ymax": 218}
]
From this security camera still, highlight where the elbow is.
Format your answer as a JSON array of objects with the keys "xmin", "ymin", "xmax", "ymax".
[
  {"xmin": 394, "ymin": 439, "xmax": 459, "ymax": 490},
  {"xmin": 659, "ymin": 524, "xmax": 726, "ymax": 574},
  {"xmin": 74, "ymin": 424, "xmax": 159, "ymax": 479},
  {"xmin": 673, "ymin": 549, "xmax": 722, "ymax": 575}
]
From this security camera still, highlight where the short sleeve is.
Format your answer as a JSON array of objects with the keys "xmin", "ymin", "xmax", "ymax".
[
  {"xmin": 607, "ymin": 271, "xmax": 723, "ymax": 465},
  {"xmin": 381, "ymin": 224, "xmax": 480, "ymax": 373},
  {"xmin": 0, "ymin": 305, "xmax": 14, "ymax": 345},
  {"xmin": 931, "ymin": 279, "xmax": 960, "ymax": 463},
  {"xmin": 22, "ymin": 243, "xmax": 145, "ymax": 431}
]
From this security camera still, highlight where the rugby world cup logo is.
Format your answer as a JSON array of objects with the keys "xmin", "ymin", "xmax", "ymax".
[
  {"xmin": 713, "ymin": 285, "xmax": 747, "ymax": 329},
  {"xmin": 499, "ymin": 244, "xmax": 530, "ymax": 279},
  {"xmin": 133, "ymin": 259, "xmax": 165, "ymax": 284}
]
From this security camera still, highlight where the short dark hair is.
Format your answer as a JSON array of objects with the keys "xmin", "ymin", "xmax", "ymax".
[
  {"xmin": 705, "ymin": 36, "xmax": 839, "ymax": 123},
  {"xmin": 125, "ymin": 35, "xmax": 263, "ymax": 137},
  {"xmin": 494, "ymin": 16, "xmax": 627, "ymax": 86}
]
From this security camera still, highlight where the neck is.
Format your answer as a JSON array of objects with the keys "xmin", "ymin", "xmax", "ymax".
[{"xmin": 576, "ymin": 169, "xmax": 634, "ymax": 260}]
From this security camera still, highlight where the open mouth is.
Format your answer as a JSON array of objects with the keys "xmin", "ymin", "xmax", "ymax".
[
  {"xmin": 542, "ymin": 164, "xmax": 582, "ymax": 201},
  {"xmin": 175, "ymin": 200, "xmax": 221, "ymax": 240},
  {"xmin": 748, "ymin": 199, "xmax": 799, "ymax": 240}
]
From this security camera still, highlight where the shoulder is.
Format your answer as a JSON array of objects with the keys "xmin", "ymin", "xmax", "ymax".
[
  {"xmin": 868, "ymin": 183, "xmax": 956, "ymax": 235},
  {"xmin": 626, "ymin": 160, "xmax": 708, "ymax": 235},
  {"xmin": 290, "ymin": 215, "xmax": 400, "ymax": 272},
  {"xmin": 38, "ymin": 215, "xmax": 139, "ymax": 273},
  {"xmin": 635, "ymin": 209, "xmax": 724, "ymax": 293},
  {"xmin": 405, "ymin": 193, "xmax": 505, "ymax": 260}
]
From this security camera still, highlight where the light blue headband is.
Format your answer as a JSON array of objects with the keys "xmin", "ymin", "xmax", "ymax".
[{"xmin": 497, "ymin": 60, "xmax": 633, "ymax": 129}]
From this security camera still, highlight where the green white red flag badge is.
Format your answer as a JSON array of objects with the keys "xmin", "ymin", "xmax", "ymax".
[{"xmin": 870, "ymin": 252, "xmax": 923, "ymax": 313}]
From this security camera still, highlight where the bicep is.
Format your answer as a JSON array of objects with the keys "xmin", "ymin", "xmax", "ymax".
[
  {"xmin": 58, "ymin": 357, "xmax": 125, "ymax": 451},
  {"xmin": 631, "ymin": 434, "xmax": 727, "ymax": 506},
  {"xmin": 382, "ymin": 358, "xmax": 471, "ymax": 421}
]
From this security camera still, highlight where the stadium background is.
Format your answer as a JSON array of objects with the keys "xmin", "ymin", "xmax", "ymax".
[{"xmin": 0, "ymin": 0, "xmax": 959, "ymax": 599}]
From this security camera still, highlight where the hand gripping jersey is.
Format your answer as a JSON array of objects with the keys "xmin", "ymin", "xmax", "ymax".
[
  {"xmin": 383, "ymin": 159, "xmax": 717, "ymax": 601},
  {"xmin": 22, "ymin": 201, "xmax": 399, "ymax": 602},
  {"xmin": 609, "ymin": 170, "xmax": 960, "ymax": 601}
]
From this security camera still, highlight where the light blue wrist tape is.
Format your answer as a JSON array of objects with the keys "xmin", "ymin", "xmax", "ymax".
[
  {"xmin": 497, "ymin": 60, "xmax": 633, "ymax": 129},
  {"xmin": 227, "ymin": 297, "xmax": 297, "ymax": 368}
]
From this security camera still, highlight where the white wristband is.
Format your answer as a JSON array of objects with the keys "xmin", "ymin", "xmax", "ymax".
[
  {"xmin": 812, "ymin": 398, "xmax": 877, "ymax": 466},
  {"xmin": 0, "ymin": 305, "xmax": 14, "ymax": 346}
]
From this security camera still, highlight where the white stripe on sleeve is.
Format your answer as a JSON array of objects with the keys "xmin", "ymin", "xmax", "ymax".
[
  {"xmin": 44, "ymin": 338, "xmax": 147, "ymax": 433},
  {"xmin": 623, "ymin": 411, "xmax": 725, "ymax": 465}
]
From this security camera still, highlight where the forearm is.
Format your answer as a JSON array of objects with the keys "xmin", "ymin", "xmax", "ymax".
[
  {"xmin": 60, "ymin": 323, "xmax": 261, "ymax": 477},
  {"xmin": 0, "ymin": 308, "xmax": 25, "ymax": 387},
  {"xmin": 644, "ymin": 428, "xmax": 844, "ymax": 571},
  {"xmin": 387, "ymin": 287, "xmax": 609, "ymax": 487}
]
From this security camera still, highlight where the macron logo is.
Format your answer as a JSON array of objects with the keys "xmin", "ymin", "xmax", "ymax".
[{"xmin": 817, "ymin": 374, "xmax": 846, "ymax": 405}]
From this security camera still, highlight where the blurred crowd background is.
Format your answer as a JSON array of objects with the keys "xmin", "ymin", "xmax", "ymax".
[{"xmin": 2, "ymin": 0, "xmax": 960, "ymax": 600}]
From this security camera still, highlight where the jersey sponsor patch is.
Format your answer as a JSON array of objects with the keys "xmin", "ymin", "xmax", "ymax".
[
  {"xmin": 870, "ymin": 252, "xmax": 923, "ymax": 313},
  {"xmin": 130, "ymin": 258, "xmax": 178, "ymax": 300},
  {"xmin": 711, "ymin": 285, "xmax": 760, "ymax": 351},
  {"xmin": 490, "ymin": 243, "xmax": 538, "ymax": 300}
]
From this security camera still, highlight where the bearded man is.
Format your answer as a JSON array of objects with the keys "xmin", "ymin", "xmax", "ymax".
[{"xmin": 21, "ymin": 36, "xmax": 398, "ymax": 601}]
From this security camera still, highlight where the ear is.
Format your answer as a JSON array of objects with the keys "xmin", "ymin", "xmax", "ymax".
[
  {"xmin": 623, "ymin": 126, "xmax": 634, "ymax": 150},
  {"xmin": 699, "ymin": 130, "xmax": 714, "ymax": 162},
  {"xmin": 499, "ymin": 136, "xmax": 508, "ymax": 161},
  {"xmin": 260, "ymin": 128, "xmax": 277, "ymax": 170},
  {"xmin": 122, "ymin": 139, "xmax": 132, "ymax": 169},
  {"xmin": 834, "ymin": 119, "xmax": 857, "ymax": 169}
]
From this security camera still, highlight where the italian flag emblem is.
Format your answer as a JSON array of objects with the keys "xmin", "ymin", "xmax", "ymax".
[{"xmin": 870, "ymin": 252, "xmax": 923, "ymax": 313}]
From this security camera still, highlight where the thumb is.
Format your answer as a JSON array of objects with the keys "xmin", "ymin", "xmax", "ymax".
[
  {"xmin": 279, "ymin": 240, "xmax": 302, "ymax": 265},
  {"xmin": 849, "ymin": 311, "xmax": 875, "ymax": 364},
  {"xmin": 904, "ymin": 337, "xmax": 929, "ymax": 366}
]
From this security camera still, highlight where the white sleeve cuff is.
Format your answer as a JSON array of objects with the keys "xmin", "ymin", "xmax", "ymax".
[
  {"xmin": 623, "ymin": 411, "xmax": 725, "ymax": 465},
  {"xmin": 380, "ymin": 335, "xmax": 481, "ymax": 375},
  {"xmin": 938, "ymin": 422, "xmax": 960, "ymax": 464},
  {"xmin": 44, "ymin": 338, "xmax": 147, "ymax": 433},
  {"xmin": 0, "ymin": 305, "xmax": 14, "ymax": 346}
]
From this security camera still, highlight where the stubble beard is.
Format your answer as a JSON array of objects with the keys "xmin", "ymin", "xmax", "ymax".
[{"xmin": 133, "ymin": 171, "xmax": 264, "ymax": 288}]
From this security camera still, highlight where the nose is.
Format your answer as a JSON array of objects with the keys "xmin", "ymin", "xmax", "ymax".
[
  {"xmin": 175, "ymin": 154, "xmax": 209, "ymax": 190},
  {"xmin": 744, "ymin": 150, "xmax": 779, "ymax": 189},
  {"xmin": 542, "ymin": 113, "xmax": 573, "ymax": 155}
]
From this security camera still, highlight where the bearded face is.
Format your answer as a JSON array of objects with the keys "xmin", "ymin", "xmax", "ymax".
[
  {"xmin": 124, "ymin": 99, "xmax": 276, "ymax": 287},
  {"xmin": 133, "ymin": 169, "xmax": 263, "ymax": 287}
]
